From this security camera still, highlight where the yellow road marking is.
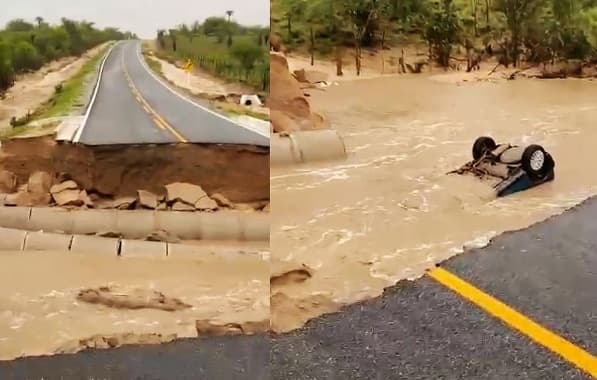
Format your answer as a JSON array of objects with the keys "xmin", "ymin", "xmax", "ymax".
[
  {"xmin": 120, "ymin": 49, "xmax": 187, "ymax": 143},
  {"xmin": 153, "ymin": 117, "xmax": 166, "ymax": 130},
  {"xmin": 428, "ymin": 267, "xmax": 597, "ymax": 378}
]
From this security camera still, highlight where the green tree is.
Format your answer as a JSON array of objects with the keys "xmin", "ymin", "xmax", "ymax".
[
  {"xmin": 0, "ymin": 40, "xmax": 14, "ymax": 92},
  {"xmin": 11, "ymin": 40, "xmax": 42, "ymax": 72},
  {"xmin": 231, "ymin": 40, "xmax": 264, "ymax": 76},
  {"xmin": 424, "ymin": 0, "xmax": 461, "ymax": 67}
]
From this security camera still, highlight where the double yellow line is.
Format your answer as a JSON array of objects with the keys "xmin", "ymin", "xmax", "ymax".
[
  {"xmin": 429, "ymin": 267, "xmax": 597, "ymax": 378},
  {"xmin": 120, "ymin": 50, "xmax": 187, "ymax": 143}
]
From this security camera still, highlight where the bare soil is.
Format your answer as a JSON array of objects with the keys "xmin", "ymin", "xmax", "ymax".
[
  {"xmin": 0, "ymin": 136, "xmax": 269, "ymax": 203},
  {"xmin": 0, "ymin": 44, "xmax": 108, "ymax": 128}
]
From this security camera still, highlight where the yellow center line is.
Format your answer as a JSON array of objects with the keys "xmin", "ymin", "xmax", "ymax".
[
  {"xmin": 428, "ymin": 267, "xmax": 597, "ymax": 378},
  {"xmin": 120, "ymin": 49, "xmax": 187, "ymax": 143}
]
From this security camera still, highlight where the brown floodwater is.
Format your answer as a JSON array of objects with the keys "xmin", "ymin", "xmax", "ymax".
[
  {"xmin": 0, "ymin": 249, "xmax": 269, "ymax": 360},
  {"xmin": 271, "ymin": 75, "xmax": 597, "ymax": 331}
]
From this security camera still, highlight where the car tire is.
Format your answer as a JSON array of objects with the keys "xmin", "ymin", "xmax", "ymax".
[
  {"xmin": 472, "ymin": 136, "xmax": 497, "ymax": 160},
  {"xmin": 521, "ymin": 144, "xmax": 553, "ymax": 179}
]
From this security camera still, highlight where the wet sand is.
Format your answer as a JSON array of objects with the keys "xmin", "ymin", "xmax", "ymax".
[
  {"xmin": 271, "ymin": 75, "xmax": 597, "ymax": 331},
  {"xmin": 0, "ymin": 250, "xmax": 269, "ymax": 360},
  {"xmin": 0, "ymin": 44, "xmax": 107, "ymax": 128}
]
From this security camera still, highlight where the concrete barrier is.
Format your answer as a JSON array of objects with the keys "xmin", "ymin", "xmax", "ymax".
[
  {"xmin": 70, "ymin": 235, "xmax": 120, "ymax": 254},
  {"xmin": 0, "ymin": 207, "xmax": 30, "ymax": 230},
  {"xmin": 24, "ymin": 231, "xmax": 72, "ymax": 251},
  {"xmin": 271, "ymin": 130, "xmax": 347, "ymax": 166},
  {"xmin": 0, "ymin": 227, "xmax": 27, "ymax": 251},
  {"xmin": 0, "ymin": 207, "xmax": 269, "ymax": 241},
  {"xmin": 120, "ymin": 239, "xmax": 167, "ymax": 257},
  {"xmin": 0, "ymin": 227, "xmax": 266, "ymax": 256}
]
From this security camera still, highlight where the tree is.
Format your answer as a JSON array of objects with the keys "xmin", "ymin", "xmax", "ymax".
[
  {"xmin": 495, "ymin": 0, "xmax": 545, "ymax": 66},
  {"xmin": 424, "ymin": 0, "xmax": 461, "ymax": 68},
  {"xmin": 280, "ymin": 0, "xmax": 306, "ymax": 37},
  {"xmin": 11, "ymin": 40, "xmax": 42, "ymax": 72},
  {"xmin": 226, "ymin": 10, "xmax": 234, "ymax": 47},
  {"xmin": 0, "ymin": 40, "xmax": 14, "ymax": 92},
  {"xmin": 231, "ymin": 40, "xmax": 264, "ymax": 77},
  {"xmin": 35, "ymin": 17, "xmax": 44, "ymax": 28},
  {"xmin": 340, "ymin": 0, "xmax": 383, "ymax": 75}
]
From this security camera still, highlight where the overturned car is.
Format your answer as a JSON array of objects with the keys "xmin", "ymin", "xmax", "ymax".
[{"xmin": 450, "ymin": 136, "xmax": 555, "ymax": 197}]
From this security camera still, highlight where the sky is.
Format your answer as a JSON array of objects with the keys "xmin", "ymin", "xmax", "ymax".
[{"xmin": 1, "ymin": 0, "xmax": 270, "ymax": 38}]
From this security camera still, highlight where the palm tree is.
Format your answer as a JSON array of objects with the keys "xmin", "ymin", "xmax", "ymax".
[
  {"xmin": 35, "ymin": 16, "xmax": 43, "ymax": 27},
  {"xmin": 225, "ymin": 10, "xmax": 234, "ymax": 48}
]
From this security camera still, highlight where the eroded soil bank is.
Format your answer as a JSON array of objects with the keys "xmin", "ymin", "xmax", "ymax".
[
  {"xmin": 0, "ymin": 249, "xmax": 269, "ymax": 360},
  {"xmin": 0, "ymin": 136, "xmax": 269, "ymax": 203},
  {"xmin": 270, "ymin": 73, "xmax": 597, "ymax": 332}
]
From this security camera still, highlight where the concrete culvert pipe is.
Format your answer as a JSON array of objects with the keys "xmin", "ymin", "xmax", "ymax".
[
  {"xmin": 271, "ymin": 130, "xmax": 347, "ymax": 166},
  {"xmin": 0, "ymin": 207, "xmax": 269, "ymax": 242}
]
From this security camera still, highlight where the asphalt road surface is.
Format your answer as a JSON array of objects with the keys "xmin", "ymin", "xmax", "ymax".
[
  {"xmin": 3, "ymin": 198, "xmax": 597, "ymax": 379},
  {"xmin": 76, "ymin": 40, "xmax": 268, "ymax": 146}
]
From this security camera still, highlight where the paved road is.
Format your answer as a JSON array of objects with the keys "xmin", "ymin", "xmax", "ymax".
[
  {"xmin": 3, "ymin": 198, "xmax": 597, "ymax": 379},
  {"xmin": 76, "ymin": 40, "xmax": 268, "ymax": 146}
]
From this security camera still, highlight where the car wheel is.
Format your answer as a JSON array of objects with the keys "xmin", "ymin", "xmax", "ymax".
[
  {"xmin": 472, "ymin": 136, "xmax": 497, "ymax": 160},
  {"xmin": 521, "ymin": 144, "xmax": 553, "ymax": 179}
]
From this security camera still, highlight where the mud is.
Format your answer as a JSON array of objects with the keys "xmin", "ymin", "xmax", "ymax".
[
  {"xmin": 77, "ymin": 287, "xmax": 192, "ymax": 312},
  {"xmin": 0, "ymin": 136, "xmax": 269, "ymax": 203},
  {"xmin": 271, "ymin": 71, "xmax": 597, "ymax": 332},
  {"xmin": 0, "ymin": 249, "xmax": 269, "ymax": 360},
  {"xmin": 0, "ymin": 44, "xmax": 108, "ymax": 128}
]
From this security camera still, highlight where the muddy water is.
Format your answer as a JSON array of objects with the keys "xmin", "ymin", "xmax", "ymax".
[
  {"xmin": 0, "ymin": 250, "xmax": 269, "ymax": 360},
  {"xmin": 271, "ymin": 76, "xmax": 597, "ymax": 331}
]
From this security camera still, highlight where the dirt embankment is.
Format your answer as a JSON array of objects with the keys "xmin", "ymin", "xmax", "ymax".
[
  {"xmin": 0, "ymin": 137, "xmax": 269, "ymax": 203},
  {"xmin": 0, "ymin": 44, "xmax": 108, "ymax": 128},
  {"xmin": 270, "ymin": 52, "xmax": 330, "ymax": 133}
]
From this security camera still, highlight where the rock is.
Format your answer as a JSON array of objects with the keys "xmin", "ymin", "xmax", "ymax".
[
  {"xmin": 156, "ymin": 202, "xmax": 167, "ymax": 210},
  {"xmin": 27, "ymin": 171, "xmax": 52, "ymax": 194},
  {"xmin": 77, "ymin": 286, "xmax": 191, "ymax": 311},
  {"xmin": 195, "ymin": 319, "xmax": 269, "ymax": 337},
  {"xmin": 195, "ymin": 196, "xmax": 218, "ymax": 211},
  {"xmin": 293, "ymin": 69, "xmax": 329, "ymax": 84},
  {"xmin": 146, "ymin": 230, "xmax": 181, "ymax": 244},
  {"xmin": 111, "ymin": 197, "xmax": 136, "ymax": 210},
  {"xmin": 172, "ymin": 201, "xmax": 196, "ymax": 211},
  {"xmin": 78, "ymin": 190, "xmax": 93, "ymax": 207},
  {"xmin": 211, "ymin": 193, "xmax": 234, "ymax": 208},
  {"xmin": 0, "ymin": 170, "xmax": 17, "ymax": 193},
  {"xmin": 137, "ymin": 190, "xmax": 158, "ymax": 209},
  {"xmin": 50, "ymin": 180, "xmax": 79, "ymax": 194},
  {"xmin": 52, "ymin": 189, "xmax": 83, "ymax": 206},
  {"xmin": 165, "ymin": 182, "xmax": 207, "ymax": 205}
]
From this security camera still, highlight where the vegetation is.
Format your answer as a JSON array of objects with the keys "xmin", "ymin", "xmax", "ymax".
[
  {"xmin": 272, "ymin": 0, "xmax": 597, "ymax": 73},
  {"xmin": 155, "ymin": 16, "xmax": 269, "ymax": 91},
  {"xmin": 38, "ymin": 45, "xmax": 109, "ymax": 118},
  {"xmin": 0, "ymin": 17, "xmax": 133, "ymax": 94},
  {"xmin": 3, "ymin": 44, "xmax": 109, "ymax": 137}
]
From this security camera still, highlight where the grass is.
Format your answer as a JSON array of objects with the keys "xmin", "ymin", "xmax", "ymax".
[
  {"xmin": 0, "ymin": 44, "xmax": 110, "ymax": 139},
  {"xmin": 157, "ymin": 34, "xmax": 269, "ymax": 91},
  {"xmin": 215, "ymin": 102, "xmax": 270, "ymax": 121},
  {"xmin": 37, "ymin": 45, "xmax": 109, "ymax": 119}
]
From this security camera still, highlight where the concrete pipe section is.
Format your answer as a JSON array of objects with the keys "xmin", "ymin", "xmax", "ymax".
[
  {"xmin": 271, "ymin": 130, "xmax": 348, "ymax": 166},
  {"xmin": 0, "ymin": 227, "xmax": 258, "ymax": 257},
  {"xmin": 0, "ymin": 207, "xmax": 269, "ymax": 242}
]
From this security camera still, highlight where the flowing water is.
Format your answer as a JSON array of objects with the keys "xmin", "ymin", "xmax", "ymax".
[
  {"xmin": 0, "ymin": 249, "xmax": 269, "ymax": 360},
  {"xmin": 271, "ymin": 76, "xmax": 597, "ymax": 331}
]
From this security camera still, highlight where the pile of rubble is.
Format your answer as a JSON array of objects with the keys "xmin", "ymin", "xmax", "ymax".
[{"xmin": 0, "ymin": 170, "xmax": 269, "ymax": 212}]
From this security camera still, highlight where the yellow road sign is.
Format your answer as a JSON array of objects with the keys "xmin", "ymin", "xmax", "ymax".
[{"xmin": 183, "ymin": 59, "xmax": 194, "ymax": 72}]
